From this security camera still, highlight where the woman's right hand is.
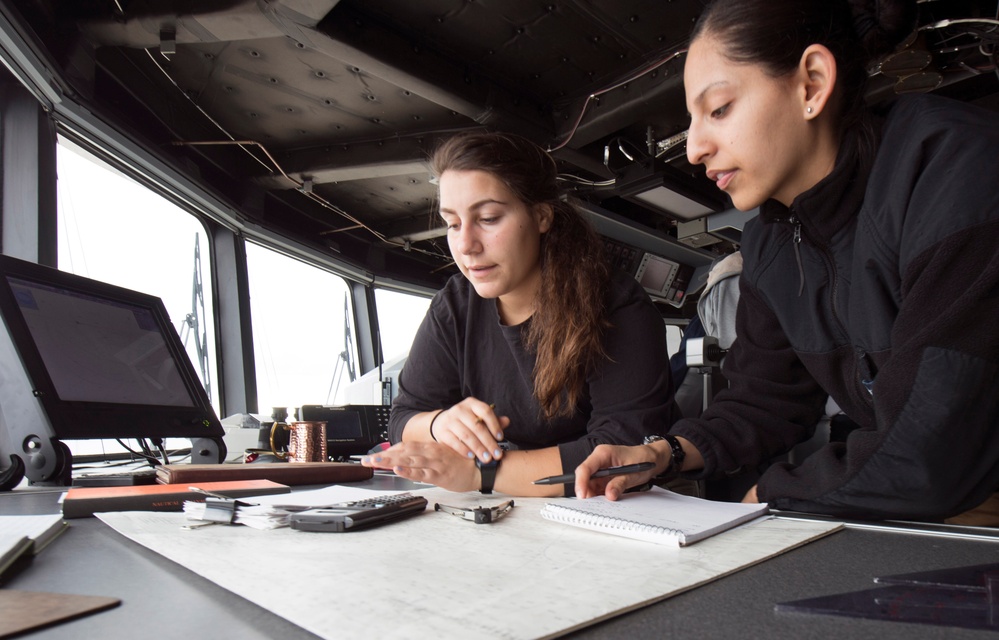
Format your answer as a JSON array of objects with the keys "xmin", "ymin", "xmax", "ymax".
[
  {"xmin": 573, "ymin": 443, "xmax": 664, "ymax": 500},
  {"xmin": 361, "ymin": 442, "xmax": 481, "ymax": 492},
  {"xmin": 427, "ymin": 398, "xmax": 510, "ymax": 464}
]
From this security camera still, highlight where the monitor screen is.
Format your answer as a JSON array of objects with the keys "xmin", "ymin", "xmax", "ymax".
[
  {"xmin": 10, "ymin": 277, "xmax": 195, "ymax": 406},
  {"xmin": 0, "ymin": 254, "xmax": 223, "ymax": 442},
  {"xmin": 636, "ymin": 253, "xmax": 680, "ymax": 298},
  {"xmin": 326, "ymin": 412, "xmax": 364, "ymax": 440}
]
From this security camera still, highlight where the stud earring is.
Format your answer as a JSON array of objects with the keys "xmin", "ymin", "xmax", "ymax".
[{"xmin": 806, "ymin": 106, "xmax": 813, "ymax": 114}]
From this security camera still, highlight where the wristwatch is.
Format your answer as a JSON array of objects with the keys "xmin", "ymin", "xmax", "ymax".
[
  {"xmin": 643, "ymin": 434, "xmax": 685, "ymax": 484},
  {"xmin": 476, "ymin": 458, "xmax": 499, "ymax": 494}
]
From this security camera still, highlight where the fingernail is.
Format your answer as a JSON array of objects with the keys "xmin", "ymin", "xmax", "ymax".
[
  {"xmin": 481, "ymin": 452, "xmax": 491, "ymax": 462},
  {"xmin": 361, "ymin": 456, "xmax": 370, "ymax": 464},
  {"xmin": 467, "ymin": 451, "xmax": 475, "ymax": 459},
  {"xmin": 495, "ymin": 432, "xmax": 503, "ymax": 440},
  {"xmin": 374, "ymin": 456, "xmax": 382, "ymax": 463},
  {"xmin": 493, "ymin": 449, "xmax": 502, "ymax": 458}
]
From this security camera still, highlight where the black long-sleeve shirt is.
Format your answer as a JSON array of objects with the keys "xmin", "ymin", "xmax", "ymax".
[{"xmin": 390, "ymin": 269, "xmax": 677, "ymax": 479}]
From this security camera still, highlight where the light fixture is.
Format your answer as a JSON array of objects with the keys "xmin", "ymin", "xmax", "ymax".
[
  {"xmin": 615, "ymin": 165, "xmax": 725, "ymax": 222},
  {"xmin": 631, "ymin": 184, "xmax": 715, "ymax": 221},
  {"xmin": 677, "ymin": 207, "xmax": 757, "ymax": 248},
  {"xmin": 386, "ymin": 226, "xmax": 447, "ymax": 244}
]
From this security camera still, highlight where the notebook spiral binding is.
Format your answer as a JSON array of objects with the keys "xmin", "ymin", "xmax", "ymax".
[{"xmin": 540, "ymin": 504, "xmax": 681, "ymax": 539}]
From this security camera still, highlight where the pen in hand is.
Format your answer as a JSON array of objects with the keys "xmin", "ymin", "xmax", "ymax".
[{"xmin": 532, "ymin": 462, "xmax": 656, "ymax": 485}]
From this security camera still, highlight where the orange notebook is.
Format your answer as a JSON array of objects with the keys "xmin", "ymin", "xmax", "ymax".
[{"xmin": 62, "ymin": 479, "xmax": 289, "ymax": 519}]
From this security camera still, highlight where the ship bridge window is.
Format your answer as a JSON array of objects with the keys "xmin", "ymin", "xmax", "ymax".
[
  {"xmin": 56, "ymin": 138, "xmax": 218, "ymax": 457},
  {"xmin": 374, "ymin": 288, "xmax": 431, "ymax": 363},
  {"xmin": 245, "ymin": 242, "xmax": 355, "ymax": 414}
]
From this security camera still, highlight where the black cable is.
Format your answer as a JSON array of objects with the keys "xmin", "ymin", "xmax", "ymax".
[
  {"xmin": 148, "ymin": 437, "xmax": 169, "ymax": 466},
  {"xmin": 114, "ymin": 439, "xmax": 161, "ymax": 466}
]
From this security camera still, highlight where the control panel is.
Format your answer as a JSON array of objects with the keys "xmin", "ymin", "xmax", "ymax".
[{"xmin": 603, "ymin": 238, "xmax": 693, "ymax": 307}]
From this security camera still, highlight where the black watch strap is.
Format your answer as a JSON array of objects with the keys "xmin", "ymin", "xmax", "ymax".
[
  {"xmin": 476, "ymin": 458, "xmax": 499, "ymax": 494},
  {"xmin": 644, "ymin": 434, "xmax": 685, "ymax": 483}
]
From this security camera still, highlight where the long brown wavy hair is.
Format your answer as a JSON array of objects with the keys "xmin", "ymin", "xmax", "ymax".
[{"xmin": 430, "ymin": 131, "xmax": 611, "ymax": 419}]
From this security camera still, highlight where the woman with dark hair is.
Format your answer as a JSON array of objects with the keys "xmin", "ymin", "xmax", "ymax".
[
  {"xmin": 362, "ymin": 131, "xmax": 677, "ymax": 496},
  {"xmin": 577, "ymin": 0, "xmax": 999, "ymax": 523}
]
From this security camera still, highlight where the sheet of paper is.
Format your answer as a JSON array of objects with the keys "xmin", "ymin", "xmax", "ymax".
[
  {"xmin": 97, "ymin": 488, "xmax": 841, "ymax": 640},
  {"xmin": 245, "ymin": 484, "xmax": 401, "ymax": 508},
  {"xmin": 183, "ymin": 486, "xmax": 409, "ymax": 529}
]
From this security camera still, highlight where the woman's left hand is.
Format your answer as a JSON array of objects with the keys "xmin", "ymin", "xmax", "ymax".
[{"xmin": 361, "ymin": 442, "xmax": 478, "ymax": 492}]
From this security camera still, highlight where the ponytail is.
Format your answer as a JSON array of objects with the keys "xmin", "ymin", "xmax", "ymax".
[{"xmin": 691, "ymin": 0, "xmax": 918, "ymax": 164}]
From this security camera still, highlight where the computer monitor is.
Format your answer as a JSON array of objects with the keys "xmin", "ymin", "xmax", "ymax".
[{"xmin": 0, "ymin": 254, "xmax": 224, "ymax": 485}]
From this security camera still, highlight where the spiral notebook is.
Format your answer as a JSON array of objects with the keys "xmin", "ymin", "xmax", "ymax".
[{"xmin": 541, "ymin": 486, "xmax": 770, "ymax": 546}]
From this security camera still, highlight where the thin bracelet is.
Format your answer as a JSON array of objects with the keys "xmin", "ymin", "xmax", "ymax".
[{"xmin": 428, "ymin": 409, "xmax": 445, "ymax": 441}]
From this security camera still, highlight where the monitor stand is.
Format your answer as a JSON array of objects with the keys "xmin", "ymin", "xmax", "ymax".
[
  {"xmin": 0, "ymin": 429, "xmax": 226, "ymax": 489},
  {"xmin": 1, "ymin": 327, "xmax": 225, "ymax": 488},
  {"xmin": 0, "ymin": 404, "xmax": 26, "ymax": 489},
  {"xmin": 191, "ymin": 436, "xmax": 226, "ymax": 464},
  {"xmin": 20, "ymin": 436, "xmax": 72, "ymax": 486},
  {"xmin": 0, "ymin": 454, "xmax": 25, "ymax": 490}
]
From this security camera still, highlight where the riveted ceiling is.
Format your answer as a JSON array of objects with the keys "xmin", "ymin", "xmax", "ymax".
[{"xmin": 3, "ymin": 0, "xmax": 998, "ymax": 296}]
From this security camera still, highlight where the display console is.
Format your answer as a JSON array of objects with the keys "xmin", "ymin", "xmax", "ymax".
[{"xmin": 0, "ymin": 254, "xmax": 224, "ymax": 487}]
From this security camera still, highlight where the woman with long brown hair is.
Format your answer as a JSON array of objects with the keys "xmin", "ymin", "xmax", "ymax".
[{"xmin": 362, "ymin": 131, "xmax": 677, "ymax": 496}]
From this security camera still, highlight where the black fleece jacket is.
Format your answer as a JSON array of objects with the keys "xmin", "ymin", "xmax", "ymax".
[{"xmin": 670, "ymin": 94, "xmax": 999, "ymax": 521}]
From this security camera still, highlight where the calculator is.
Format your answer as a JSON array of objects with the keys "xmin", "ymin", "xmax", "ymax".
[{"xmin": 289, "ymin": 493, "xmax": 428, "ymax": 532}]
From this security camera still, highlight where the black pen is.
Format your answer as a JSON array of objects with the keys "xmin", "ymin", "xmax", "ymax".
[{"xmin": 532, "ymin": 462, "xmax": 656, "ymax": 485}]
